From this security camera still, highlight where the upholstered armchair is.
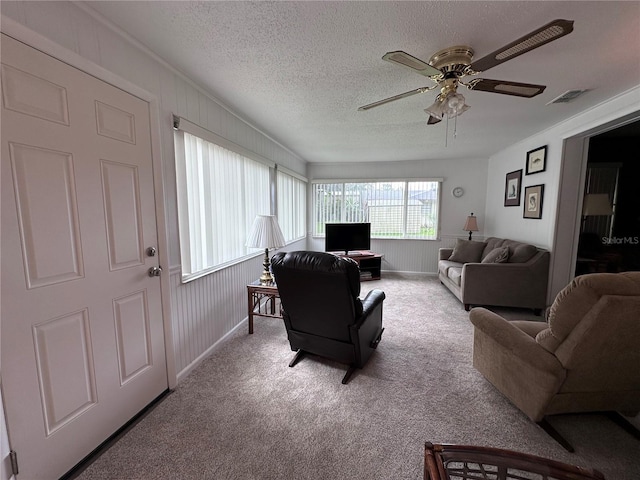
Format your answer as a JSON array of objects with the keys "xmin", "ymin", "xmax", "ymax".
[
  {"xmin": 271, "ymin": 251, "xmax": 385, "ymax": 384},
  {"xmin": 469, "ymin": 272, "xmax": 640, "ymax": 451}
]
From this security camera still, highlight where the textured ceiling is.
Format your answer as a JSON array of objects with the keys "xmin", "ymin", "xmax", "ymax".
[{"xmin": 86, "ymin": 1, "xmax": 640, "ymax": 163}]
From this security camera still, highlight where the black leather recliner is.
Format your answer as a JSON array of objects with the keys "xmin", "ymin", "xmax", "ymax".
[{"xmin": 271, "ymin": 251, "xmax": 385, "ymax": 384}]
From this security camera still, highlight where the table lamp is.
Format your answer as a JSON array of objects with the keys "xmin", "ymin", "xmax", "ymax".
[
  {"xmin": 246, "ymin": 215, "xmax": 286, "ymax": 284},
  {"xmin": 463, "ymin": 213, "xmax": 479, "ymax": 241}
]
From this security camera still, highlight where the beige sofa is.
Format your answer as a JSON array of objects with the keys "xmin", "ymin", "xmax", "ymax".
[
  {"xmin": 469, "ymin": 272, "xmax": 640, "ymax": 450},
  {"xmin": 438, "ymin": 237, "xmax": 550, "ymax": 313}
]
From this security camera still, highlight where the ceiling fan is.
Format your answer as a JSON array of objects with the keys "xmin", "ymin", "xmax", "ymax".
[{"xmin": 358, "ymin": 19, "xmax": 574, "ymax": 125}]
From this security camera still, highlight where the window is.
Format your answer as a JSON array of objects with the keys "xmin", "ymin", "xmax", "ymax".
[
  {"xmin": 277, "ymin": 169, "xmax": 307, "ymax": 242},
  {"xmin": 175, "ymin": 129, "xmax": 270, "ymax": 281},
  {"xmin": 313, "ymin": 180, "xmax": 440, "ymax": 239}
]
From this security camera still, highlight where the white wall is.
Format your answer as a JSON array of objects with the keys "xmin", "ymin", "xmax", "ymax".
[
  {"xmin": 307, "ymin": 157, "xmax": 488, "ymax": 273},
  {"xmin": 484, "ymin": 138, "xmax": 562, "ymax": 248}
]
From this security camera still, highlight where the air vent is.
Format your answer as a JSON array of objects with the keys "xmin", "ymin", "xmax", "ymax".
[{"xmin": 547, "ymin": 89, "xmax": 589, "ymax": 104}]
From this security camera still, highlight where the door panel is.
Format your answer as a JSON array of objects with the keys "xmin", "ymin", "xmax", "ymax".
[
  {"xmin": 113, "ymin": 290, "xmax": 152, "ymax": 385},
  {"xmin": 1, "ymin": 34, "xmax": 168, "ymax": 479},
  {"xmin": 9, "ymin": 142, "xmax": 84, "ymax": 288},
  {"xmin": 101, "ymin": 159, "xmax": 145, "ymax": 270},
  {"xmin": 33, "ymin": 309, "xmax": 97, "ymax": 436},
  {"xmin": 0, "ymin": 63, "xmax": 70, "ymax": 125},
  {"xmin": 95, "ymin": 100, "xmax": 137, "ymax": 144}
]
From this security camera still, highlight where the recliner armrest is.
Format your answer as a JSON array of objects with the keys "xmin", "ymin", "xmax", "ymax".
[
  {"xmin": 361, "ymin": 289, "xmax": 385, "ymax": 318},
  {"xmin": 469, "ymin": 308, "xmax": 562, "ymax": 373},
  {"xmin": 351, "ymin": 289, "xmax": 385, "ymax": 367}
]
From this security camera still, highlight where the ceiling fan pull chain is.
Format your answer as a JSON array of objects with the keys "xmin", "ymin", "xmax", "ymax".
[{"xmin": 445, "ymin": 114, "xmax": 449, "ymax": 148}]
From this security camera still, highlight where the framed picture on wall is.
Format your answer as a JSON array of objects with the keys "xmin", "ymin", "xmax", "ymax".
[
  {"xmin": 504, "ymin": 169, "xmax": 522, "ymax": 206},
  {"xmin": 523, "ymin": 184, "xmax": 544, "ymax": 219},
  {"xmin": 526, "ymin": 146, "xmax": 547, "ymax": 175}
]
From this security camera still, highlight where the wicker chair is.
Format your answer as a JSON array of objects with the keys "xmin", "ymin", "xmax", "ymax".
[{"xmin": 423, "ymin": 442, "xmax": 605, "ymax": 480}]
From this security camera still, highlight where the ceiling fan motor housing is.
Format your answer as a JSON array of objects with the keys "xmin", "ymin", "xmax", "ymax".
[{"xmin": 428, "ymin": 46, "xmax": 475, "ymax": 77}]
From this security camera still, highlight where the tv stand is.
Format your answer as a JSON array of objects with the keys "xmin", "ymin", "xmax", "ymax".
[{"xmin": 338, "ymin": 251, "xmax": 382, "ymax": 281}]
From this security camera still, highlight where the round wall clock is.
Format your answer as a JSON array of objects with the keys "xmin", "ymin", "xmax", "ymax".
[{"xmin": 452, "ymin": 187, "xmax": 464, "ymax": 198}]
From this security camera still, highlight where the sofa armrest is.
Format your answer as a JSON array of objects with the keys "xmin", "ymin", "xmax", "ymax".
[
  {"xmin": 469, "ymin": 308, "xmax": 560, "ymax": 372},
  {"xmin": 439, "ymin": 248, "xmax": 453, "ymax": 261}
]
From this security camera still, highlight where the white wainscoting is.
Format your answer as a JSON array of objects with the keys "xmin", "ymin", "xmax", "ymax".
[{"xmin": 169, "ymin": 240, "xmax": 304, "ymax": 379}]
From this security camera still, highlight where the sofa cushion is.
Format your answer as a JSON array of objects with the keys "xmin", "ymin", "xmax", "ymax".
[
  {"xmin": 482, "ymin": 237, "xmax": 507, "ymax": 258},
  {"xmin": 447, "ymin": 267, "xmax": 462, "ymax": 286},
  {"xmin": 438, "ymin": 260, "xmax": 461, "ymax": 277},
  {"xmin": 482, "ymin": 246, "xmax": 510, "ymax": 263},
  {"xmin": 448, "ymin": 239, "xmax": 487, "ymax": 263},
  {"xmin": 482, "ymin": 237, "xmax": 539, "ymax": 264},
  {"xmin": 509, "ymin": 243, "xmax": 538, "ymax": 263}
]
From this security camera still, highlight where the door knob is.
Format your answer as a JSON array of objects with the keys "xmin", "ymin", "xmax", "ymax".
[{"xmin": 148, "ymin": 266, "xmax": 163, "ymax": 277}]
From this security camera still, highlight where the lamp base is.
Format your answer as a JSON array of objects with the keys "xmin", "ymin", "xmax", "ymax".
[
  {"xmin": 259, "ymin": 272, "xmax": 274, "ymax": 285},
  {"xmin": 468, "ymin": 231, "xmax": 473, "ymax": 241},
  {"xmin": 260, "ymin": 248, "xmax": 274, "ymax": 285}
]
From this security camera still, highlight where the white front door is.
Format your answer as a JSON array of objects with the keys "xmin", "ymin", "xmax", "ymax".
[{"xmin": 1, "ymin": 34, "xmax": 168, "ymax": 479}]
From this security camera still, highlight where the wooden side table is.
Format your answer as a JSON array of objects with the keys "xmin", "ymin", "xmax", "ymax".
[
  {"xmin": 246, "ymin": 280, "xmax": 281, "ymax": 334},
  {"xmin": 335, "ymin": 251, "xmax": 383, "ymax": 280}
]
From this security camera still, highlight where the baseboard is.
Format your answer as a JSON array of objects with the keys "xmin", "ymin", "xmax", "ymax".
[
  {"xmin": 176, "ymin": 320, "xmax": 246, "ymax": 383},
  {"xmin": 381, "ymin": 270, "xmax": 438, "ymax": 277}
]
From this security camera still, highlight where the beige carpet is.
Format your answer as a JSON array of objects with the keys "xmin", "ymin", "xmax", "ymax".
[{"xmin": 76, "ymin": 273, "xmax": 640, "ymax": 479}]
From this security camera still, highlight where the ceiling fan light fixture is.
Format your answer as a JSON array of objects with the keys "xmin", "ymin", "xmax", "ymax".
[
  {"xmin": 424, "ymin": 97, "xmax": 445, "ymax": 121},
  {"xmin": 424, "ymin": 90, "xmax": 470, "ymax": 125},
  {"xmin": 445, "ymin": 92, "xmax": 470, "ymax": 117}
]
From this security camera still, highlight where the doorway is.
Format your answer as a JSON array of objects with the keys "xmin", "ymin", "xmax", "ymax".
[
  {"xmin": 550, "ymin": 113, "xmax": 640, "ymax": 301},
  {"xmin": 1, "ymin": 34, "xmax": 169, "ymax": 479},
  {"xmin": 576, "ymin": 121, "xmax": 640, "ymax": 276}
]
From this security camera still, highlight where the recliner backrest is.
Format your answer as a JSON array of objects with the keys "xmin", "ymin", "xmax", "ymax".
[
  {"xmin": 553, "ymin": 293, "xmax": 640, "ymax": 391},
  {"xmin": 536, "ymin": 272, "xmax": 640, "ymax": 354},
  {"xmin": 271, "ymin": 251, "xmax": 363, "ymax": 342}
]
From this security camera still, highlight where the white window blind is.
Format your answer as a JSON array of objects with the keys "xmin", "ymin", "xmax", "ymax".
[
  {"xmin": 175, "ymin": 130, "xmax": 270, "ymax": 281},
  {"xmin": 313, "ymin": 180, "xmax": 440, "ymax": 239},
  {"xmin": 277, "ymin": 170, "xmax": 307, "ymax": 242}
]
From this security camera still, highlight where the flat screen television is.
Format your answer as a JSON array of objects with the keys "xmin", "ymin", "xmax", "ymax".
[{"xmin": 325, "ymin": 223, "xmax": 371, "ymax": 255}]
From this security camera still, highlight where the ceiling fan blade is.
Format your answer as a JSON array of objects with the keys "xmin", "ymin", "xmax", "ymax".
[
  {"xmin": 468, "ymin": 79, "xmax": 546, "ymax": 98},
  {"xmin": 470, "ymin": 19, "xmax": 574, "ymax": 73},
  {"xmin": 382, "ymin": 51, "xmax": 442, "ymax": 77},
  {"xmin": 358, "ymin": 87, "xmax": 430, "ymax": 111}
]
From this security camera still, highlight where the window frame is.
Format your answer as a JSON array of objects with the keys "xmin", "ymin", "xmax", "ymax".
[
  {"xmin": 312, "ymin": 178, "xmax": 442, "ymax": 241},
  {"xmin": 276, "ymin": 167, "xmax": 307, "ymax": 243},
  {"xmin": 174, "ymin": 116, "xmax": 307, "ymax": 282}
]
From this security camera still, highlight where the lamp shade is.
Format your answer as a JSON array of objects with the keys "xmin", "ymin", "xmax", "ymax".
[
  {"xmin": 246, "ymin": 215, "xmax": 286, "ymax": 249},
  {"xmin": 463, "ymin": 214, "xmax": 479, "ymax": 232},
  {"xmin": 582, "ymin": 194, "xmax": 613, "ymax": 216}
]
